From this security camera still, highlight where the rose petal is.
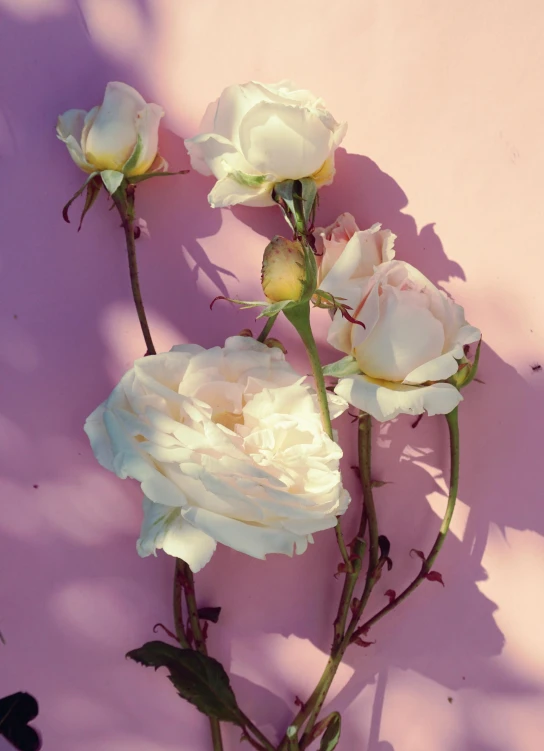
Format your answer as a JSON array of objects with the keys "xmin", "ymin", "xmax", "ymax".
[
  {"xmin": 207, "ymin": 175, "xmax": 275, "ymax": 208},
  {"xmin": 85, "ymin": 82, "xmax": 146, "ymax": 171},
  {"xmin": 127, "ymin": 103, "xmax": 164, "ymax": 176},
  {"xmin": 335, "ymin": 375, "xmax": 463, "ymax": 422},
  {"xmin": 239, "ymin": 101, "xmax": 334, "ymax": 179}
]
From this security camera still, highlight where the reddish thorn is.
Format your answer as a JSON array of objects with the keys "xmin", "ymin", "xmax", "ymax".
[
  {"xmin": 425, "ymin": 571, "xmax": 445, "ymax": 587},
  {"xmin": 152, "ymin": 623, "xmax": 177, "ymax": 640},
  {"xmin": 210, "ymin": 295, "xmax": 228, "ymax": 310},
  {"xmin": 340, "ymin": 306, "xmax": 366, "ymax": 329},
  {"xmin": 411, "ymin": 414, "xmax": 424, "ymax": 429},
  {"xmin": 201, "ymin": 621, "xmax": 209, "ymax": 641},
  {"xmin": 410, "ymin": 548, "xmax": 426, "ymax": 560},
  {"xmin": 384, "ymin": 589, "xmax": 396, "ymax": 604},
  {"xmin": 350, "ymin": 598, "xmax": 361, "ymax": 615},
  {"xmin": 294, "ymin": 695, "xmax": 305, "ymax": 708},
  {"xmin": 353, "ymin": 637, "xmax": 375, "ymax": 648}
]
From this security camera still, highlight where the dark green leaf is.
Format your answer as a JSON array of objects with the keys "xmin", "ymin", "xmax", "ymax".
[
  {"xmin": 319, "ymin": 712, "xmax": 341, "ymax": 751},
  {"xmin": 197, "ymin": 607, "xmax": 221, "ymax": 624},
  {"xmin": 62, "ymin": 172, "xmax": 98, "ymax": 224},
  {"xmin": 0, "ymin": 692, "xmax": 41, "ymax": 751},
  {"xmin": 78, "ymin": 177, "xmax": 102, "ymax": 231},
  {"xmin": 129, "ymin": 169, "xmax": 188, "ymax": 184},
  {"xmin": 127, "ymin": 641, "xmax": 243, "ymax": 725}
]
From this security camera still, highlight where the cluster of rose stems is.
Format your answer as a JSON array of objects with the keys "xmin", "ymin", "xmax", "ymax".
[{"xmin": 114, "ymin": 189, "xmax": 460, "ymax": 751}]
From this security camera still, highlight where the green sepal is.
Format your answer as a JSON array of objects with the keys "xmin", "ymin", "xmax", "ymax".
[
  {"xmin": 126, "ymin": 641, "xmax": 244, "ymax": 725},
  {"xmin": 319, "ymin": 712, "xmax": 341, "ymax": 750},
  {"xmin": 129, "ymin": 169, "xmax": 189, "ymax": 184},
  {"xmin": 322, "ymin": 355, "xmax": 361, "ymax": 377},
  {"xmin": 230, "ymin": 169, "xmax": 270, "ymax": 188},
  {"xmin": 122, "ymin": 134, "xmax": 143, "ymax": 175},
  {"xmin": 273, "ymin": 178, "xmax": 318, "ymax": 237},
  {"xmin": 101, "ymin": 169, "xmax": 125, "ymax": 195},
  {"xmin": 62, "ymin": 171, "xmax": 99, "ymax": 224},
  {"xmin": 257, "ymin": 299, "xmax": 295, "ymax": 318}
]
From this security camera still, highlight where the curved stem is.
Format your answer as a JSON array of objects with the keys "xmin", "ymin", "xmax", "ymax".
[
  {"xmin": 257, "ymin": 313, "xmax": 278, "ymax": 343},
  {"xmin": 112, "ymin": 187, "xmax": 156, "ymax": 356},
  {"xmin": 353, "ymin": 407, "xmax": 460, "ymax": 638}
]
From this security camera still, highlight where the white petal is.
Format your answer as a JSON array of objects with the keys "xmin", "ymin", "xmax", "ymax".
[
  {"xmin": 126, "ymin": 103, "xmax": 164, "ymax": 176},
  {"xmin": 335, "ymin": 375, "xmax": 462, "ymax": 422},
  {"xmin": 181, "ymin": 505, "xmax": 303, "ymax": 559},
  {"xmin": 239, "ymin": 101, "xmax": 334, "ymax": 179},
  {"xmin": 84, "ymin": 82, "xmax": 145, "ymax": 171},
  {"xmin": 354, "ymin": 286, "xmax": 444, "ymax": 381},
  {"xmin": 137, "ymin": 498, "xmax": 216, "ymax": 572},
  {"xmin": 184, "ymin": 132, "xmax": 254, "ymax": 180},
  {"xmin": 56, "ymin": 109, "xmax": 95, "ymax": 172},
  {"xmin": 84, "ymin": 402, "xmax": 115, "ymax": 471},
  {"xmin": 207, "ymin": 175, "xmax": 275, "ymax": 208}
]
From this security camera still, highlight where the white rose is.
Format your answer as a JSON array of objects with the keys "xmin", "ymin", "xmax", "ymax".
[
  {"xmin": 185, "ymin": 81, "xmax": 347, "ymax": 208},
  {"xmin": 84, "ymin": 336, "xmax": 350, "ymax": 572},
  {"xmin": 320, "ymin": 247, "xmax": 480, "ymax": 421},
  {"xmin": 56, "ymin": 82, "xmax": 167, "ymax": 177},
  {"xmin": 314, "ymin": 213, "xmax": 396, "ymax": 291}
]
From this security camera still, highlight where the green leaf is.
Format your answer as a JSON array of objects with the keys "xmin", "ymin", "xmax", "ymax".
[
  {"xmin": 319, "ymin": 712, "xmax": 341, "ymax": 750},
  {"xmin": 322, "ymin": 355, "xmax": 361, "ymax": 377},
  {"xmin": 101, "ymin": 169, "xmax": 125, "ymax": 195},
  {"xmin": 62, "ymin": 171, "xmax": 98, "ymax": 224},
  {"xmin": 129, "ymin": 169, "xmax": 189, "ymax": 184},
  {"xmin": 78, "ymin": 176, "xmax": 102, "ymax": 231},
  {"xmin": 122, "ymin": 134, "xmax": 143, "ymax": 175},
  {"xmin": 126, "ymin": 641, "xmax": 243, "ymax": 725}
]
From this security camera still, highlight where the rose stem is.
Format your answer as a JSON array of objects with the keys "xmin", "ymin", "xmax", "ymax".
[
  {"xmin": 110, "ymin": 195, "xmax": 223, "ymax": 750},
  {"xmin": 283, "ymin": 302, "xmax": 351, "ymax": 570},
  {"xmin": 352, "ymin": 406, "xmax": 460, "ymax": 638},
  {"xmin": 112, "ymin": 184, "xmax": 156, "ymax": 356},
  {"xmin": 279, "ymin": 408, "xmax": 460, "ymax": 749},
  {"xmin": 257, "ymin": 313, "xmax": 278, "ymax": 343}
]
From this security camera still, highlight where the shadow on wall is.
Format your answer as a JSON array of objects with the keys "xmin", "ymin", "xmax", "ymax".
[{"xmin": 0, "ymin": 4, "xmax": 543, "ymax": 751}]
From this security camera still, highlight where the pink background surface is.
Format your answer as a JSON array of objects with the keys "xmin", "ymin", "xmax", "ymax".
[{"xmin": 1, "ymin": 1, "xmax": 544, "ymax": 749}]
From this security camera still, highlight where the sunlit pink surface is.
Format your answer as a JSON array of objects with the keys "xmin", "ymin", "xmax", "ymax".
[{"xmin": 1, "ymin": 1, "xmax": 543, "ymax": 750}]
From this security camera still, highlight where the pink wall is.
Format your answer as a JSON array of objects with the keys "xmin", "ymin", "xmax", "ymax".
[{"xmin": 1, "ymin": 1, "xmax": 543, "ymax": 749}]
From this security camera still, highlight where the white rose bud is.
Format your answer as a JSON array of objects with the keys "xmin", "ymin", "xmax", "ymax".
[{"xmin": 56, "ymin": 82, "xmax": 167, "ymax": 178}]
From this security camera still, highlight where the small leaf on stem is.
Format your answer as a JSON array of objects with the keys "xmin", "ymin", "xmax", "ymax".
[
  {"xmin": 197, "ymin": 607, "xmax": 222, "ymax": 624},
  {"xmin": 378, "ymin": 535, "xmax": 391, "ymax": 559},
  {"xmin": 425, "ymin": 571, "xmax": 445, "ymax": 587},
  {"xmin": 410, "ymin": 548, "xmax": 426, "ymax": 560}
]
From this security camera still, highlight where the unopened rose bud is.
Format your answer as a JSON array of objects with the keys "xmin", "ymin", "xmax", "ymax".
[{"xmin": 261, "ymin": 236, "xmax": 305, "ymax": 303}]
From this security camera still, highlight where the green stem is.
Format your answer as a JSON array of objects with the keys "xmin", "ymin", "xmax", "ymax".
[
  {"xmin": 257, "ymin": 313, "xmax": 278, "ymax": 343},
  {"xmin": 112, "ymin": 186, "xmax": 156, "ymax": 356},
  {"xmin": 352, "ymin": 407, "xmax": 460, "ymax": 638},
  {"xmin": 282, "ymin": 409, "xmax": 460, "ymax": 749},
  {"xmin": 283, "ymin": 302, "xmax": 351, "ymax": 571},
  {"xmin": 283, "ymin": 303, "xmax": 332, "ymax": 439},
  {"xmin": 179, "ymin": 560, "xmax": 224, "ymax": 751}
]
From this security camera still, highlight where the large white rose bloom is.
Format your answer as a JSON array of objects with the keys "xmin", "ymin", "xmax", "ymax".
[
  {"xmin": 185, "ymin": 81, "xmax": 347, "ymax": 208},
  {"xmin": 85, "ymin": 337, "xmax": 350, "ymax": 572}
]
